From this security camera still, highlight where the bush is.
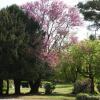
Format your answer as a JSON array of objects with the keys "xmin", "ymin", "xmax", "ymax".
[
  {"xmin": 73, "ymin": 79, "xmax": 91, "ymax": 94},
  {"xmin": 76, "ymin": 93, "xmax": 100, "ymax": 100},
  {"xmin": 44, "ymin": 82, "xmax": 55, "ymax": 95},
  {"xmin": 97, "ymin": 83, "xmax": 100, "ymax": 92}
]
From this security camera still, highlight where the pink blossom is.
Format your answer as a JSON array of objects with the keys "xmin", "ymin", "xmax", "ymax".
[
  {"xmin": 69, "ymin": 35, "xmax": 78, "ymax": 44},
  {"xmin": 40, "ymin": 51, "xmax": 59, "ymax": 67},
  {"xmin": 21, "ymin": 0, "xmax": 82, "ymax": 66}
]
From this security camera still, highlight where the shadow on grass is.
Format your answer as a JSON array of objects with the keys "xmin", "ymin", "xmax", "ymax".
[
  {"xmin": 0, "ymin": 92, "xmax": 76, "ymax": 99},
  {"xmin": 0, "ymin": 94, "xmax": 20, "ymax": 99},
  {"xmin": 0, "ymin": 93, "xmax": 39, "ymax": 99},
  {"xmin": 44, "ymin": 92, "xmax": 75, "ymax": 97}
]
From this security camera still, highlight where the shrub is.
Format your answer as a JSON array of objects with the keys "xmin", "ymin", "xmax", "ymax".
[
  {"xmin": 76, "ymin": 93, "xmax": 100, "ymax": 100},
  {"xmin": 73, "ymin": 79, "xmax": 91, "ymax": 94},
  {"xmin": 44, "ymin": 82, "xmax": 55, "ymax": 95}
]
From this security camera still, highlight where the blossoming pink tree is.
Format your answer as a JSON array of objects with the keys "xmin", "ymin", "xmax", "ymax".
[{"xmin": 21, "ymin": 0, "xmax": 81, "ymax": 66}]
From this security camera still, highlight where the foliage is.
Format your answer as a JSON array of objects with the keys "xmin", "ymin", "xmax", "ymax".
[
  {"xmin": 77, "ymin": 40, "xmax": 100, "ymax": 79},
  {"xmin": 57, "ymin": 42, "xmax": 83, "ymax": 82},
  {"xmin": 44, "ymin": 82, "xmax": 55, "ymax": 94}
]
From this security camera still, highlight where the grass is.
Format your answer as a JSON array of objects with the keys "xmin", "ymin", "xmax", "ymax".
[{"xmin": 1, "ymin": 84, "xmax": 76, "ymax": 100}]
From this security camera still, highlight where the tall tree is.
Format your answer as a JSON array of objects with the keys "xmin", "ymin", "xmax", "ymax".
[
  {"xmin": 20, "ymin": 0, "xmax": 82, "ymax": 94},
  {"xmin": 58, "ymin": 43, "xmax": 82, "ymax": 83},
  {"xmin": 77, "ymin": 0, "xmax": 100, "ymax": 38},
  {"xmin": 21, "ymin": 0, "xmax": 81, "ymax": 65},
  {"xmin": 0, "ymin": 5, "xmax": 44, "ymax": 95}
]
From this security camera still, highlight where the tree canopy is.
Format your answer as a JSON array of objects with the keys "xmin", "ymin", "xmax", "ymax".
[
  {"xmin": 0, "ymin": 4, "xmax": 45, "ymax": 80},
  {"xmin": 59, "ymin": 40, "xmax": 100, "ymax": 93}
]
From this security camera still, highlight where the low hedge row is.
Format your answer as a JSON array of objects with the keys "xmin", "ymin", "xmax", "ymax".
[{"xmin": 76, "ymin": 93, "xmax": 100, "ymax": 100}]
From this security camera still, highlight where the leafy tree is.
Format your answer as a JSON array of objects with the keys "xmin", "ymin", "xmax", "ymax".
[
  {"xmin": 59, "ymin": 40, "xmax": 100, "ymax": 94},
  {"xmin": 78, "ymin": 40, "xmax": 100, "ymax": 93},
  {"xmin": 58, "ymin": 44, "xmax": 82, "ymax": 83}
]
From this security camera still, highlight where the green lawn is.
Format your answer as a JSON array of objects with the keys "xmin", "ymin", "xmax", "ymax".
[{"xmin": 1, "ymin": 84, "xmax": 75, "ymax": 100}]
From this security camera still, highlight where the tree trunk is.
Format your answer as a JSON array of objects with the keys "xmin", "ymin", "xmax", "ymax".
[
  {"xmin": 0, "ymin": 79, "xmax": 3, "ymax": 95},
  {"xmin": 90, "ymin": 76, "xmax": 95, "ymax": 94},
  {"xmin": 72, "ymin": 70, "xmax": 78, "ymax": 83},
  {"xmin": 89, "ymin": 63, "xmax": 95, "ymax": 94},
  {"xmin": 6, "ymin": 80, "xmax": 9, "ymax": 95},
  {"xmin": 29, "ymin": 79, "xmax": 41, "ymax": 94},
  {"xmin": 14, "ymin": 79, "xmax": 20, "ymax": 95}
]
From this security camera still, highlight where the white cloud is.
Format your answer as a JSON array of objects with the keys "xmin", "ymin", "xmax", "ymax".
[{"xmin": 63, "ymin": 0, "xmax": 86, "ymax": 6}]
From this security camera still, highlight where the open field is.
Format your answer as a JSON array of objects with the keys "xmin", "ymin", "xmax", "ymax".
[{"xmin": 0, "ymin": 84, "xmax": 76, "ymax": 100}]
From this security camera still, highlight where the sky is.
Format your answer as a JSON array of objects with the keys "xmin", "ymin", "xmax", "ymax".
[
  {"xmin": 0, "ymin": 0, "xmax": 88, "ymax": 9},
  {"xmin": 0, "ymin": 0, "xmax": 87, "ymax": 8},
  {"xmin": 0, "ymin": 0, "xmax": 91, "ymax": 40}
]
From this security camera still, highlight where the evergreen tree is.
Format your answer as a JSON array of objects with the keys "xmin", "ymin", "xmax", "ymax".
[
  {"xmin": 0, "ymin": 5, "xmax": 44, "ymax": 95},
  {"xmin": 77, "ymin": 0, "xmax": 100, "ymax": 38}
]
